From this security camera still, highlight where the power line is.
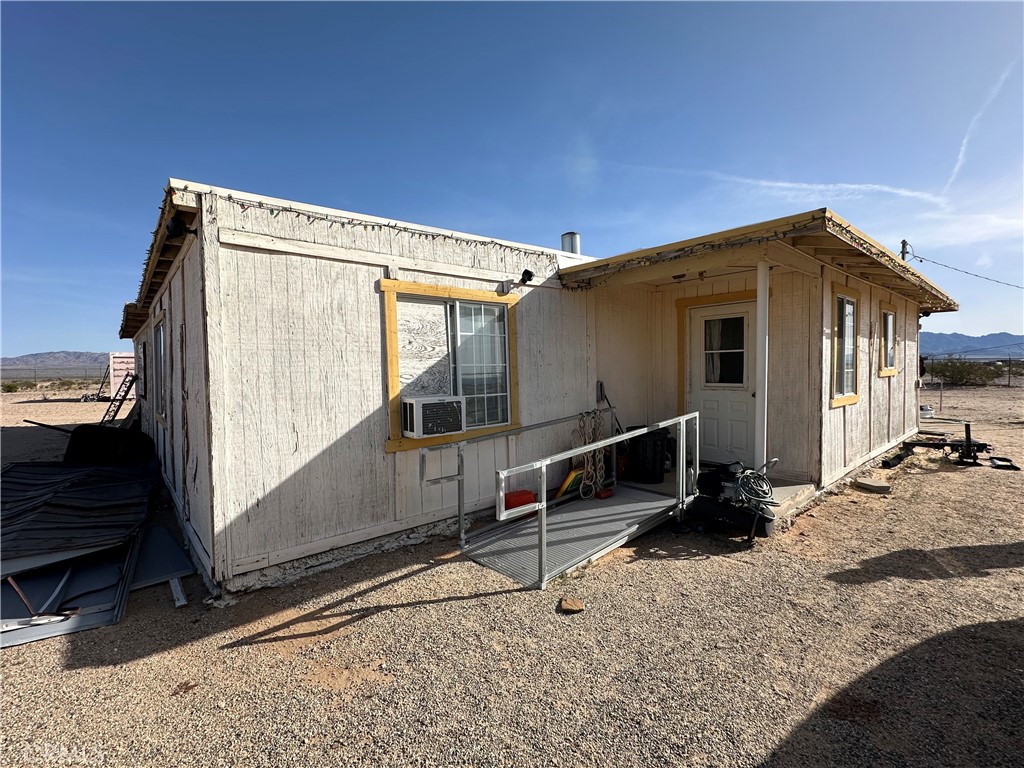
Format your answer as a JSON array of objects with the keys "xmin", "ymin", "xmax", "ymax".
[
  {"xmin": 925, "ymin": 342, "xmax": 1024, "ymax": 357},
  {"xmin": 910, "ymin": 252, "xmax": 1024, "ymax": 290}
]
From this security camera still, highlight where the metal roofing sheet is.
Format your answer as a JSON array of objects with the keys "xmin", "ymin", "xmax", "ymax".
[
  {"xmin": 1, "ymin": 463, "xmax": 151, "ymax": 562},
  {"xmin": 0, "ymin": 534, "xmax": 142, "ymax": 647}
]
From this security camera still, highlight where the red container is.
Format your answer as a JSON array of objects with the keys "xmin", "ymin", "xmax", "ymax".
[{"xmin": 504, "ymin": 489, "xmax": 537, "ymax": 509}]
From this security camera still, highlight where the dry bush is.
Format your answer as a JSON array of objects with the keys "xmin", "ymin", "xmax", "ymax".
[{"xmin": 928, "ymin": 357, "xmax": 1001, "ymax": 386}]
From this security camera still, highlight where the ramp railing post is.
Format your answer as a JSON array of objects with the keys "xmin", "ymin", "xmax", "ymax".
[
  {"xmin": 457, "ymin": 444, "xmax": 466, "ymax": 548},
  {"xmin": 497, "ymin": 470, "xmax": 506, "ymax": 523},
  {"xmin": 676, "ymin": 420, "xmax": 685, "ymax": 515},
  {"xmin": 538, "ymin": 463, "xmax": 548, "ymax": 589}
]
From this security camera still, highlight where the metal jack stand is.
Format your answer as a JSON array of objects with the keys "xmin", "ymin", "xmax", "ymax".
[{"xmin": 903, "ymin": 422, "xmax": 992, "ymax": 466}]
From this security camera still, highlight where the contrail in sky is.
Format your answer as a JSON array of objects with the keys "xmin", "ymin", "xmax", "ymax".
[
  {"xmin": 710, "ymin": 172, "xmax": 948, "ymax": 207},
  {"xmin": 943, "ymin": 61, "xmax": 1016, "ymax": 195}
]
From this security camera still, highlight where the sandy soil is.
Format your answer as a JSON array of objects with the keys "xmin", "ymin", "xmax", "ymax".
[
  {"xmin": 1, "ymin": 390, "xmax": 111, "ymax": 463},
  {"xmin": 1, "ymin": 386, "xmax": 1022, "ymax": 767}
]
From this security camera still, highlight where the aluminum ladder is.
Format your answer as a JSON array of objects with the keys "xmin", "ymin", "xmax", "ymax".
[{"xmin": 100, "ymin": 373, "xmax": 137, "ymax": 425}]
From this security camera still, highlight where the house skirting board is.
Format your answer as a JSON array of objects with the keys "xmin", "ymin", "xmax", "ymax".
[
  {"xmin": 820, "ymin": 427, "xmax": 918, "ymax": 489},
  {"xmin": 220, "ymin": 506, "xmax": 478, "ymax": 592}
]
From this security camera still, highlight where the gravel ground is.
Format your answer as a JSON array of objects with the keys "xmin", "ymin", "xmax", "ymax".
[{"xmin": 1, "ymin": 387, "xmax": 1022, "ymax": 767}]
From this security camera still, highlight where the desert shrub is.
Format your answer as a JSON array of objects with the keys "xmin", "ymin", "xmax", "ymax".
[
  {"xmin": 1, "ymin": 382, "xmax": 19, "ymax": 393},
  {"xmin": 929, "ymin": 357, "xmax": 1001, "ymax": 386}
]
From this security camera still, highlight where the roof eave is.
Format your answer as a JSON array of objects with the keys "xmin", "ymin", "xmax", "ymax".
[{"xmin": 557, "ymin": 208, "xmax": 958, "ymax": 313}]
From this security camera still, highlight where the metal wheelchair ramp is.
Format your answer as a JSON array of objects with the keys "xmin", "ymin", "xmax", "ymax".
[{"xmin": 463, "ymin": 486, "xmax": 678, "ymax": 588}]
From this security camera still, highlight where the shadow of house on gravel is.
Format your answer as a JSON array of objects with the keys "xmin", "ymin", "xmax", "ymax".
[
  {"xmin": 759, "ymin": 619, "xmax": 1024, "ymax": 768},
  {"xmin": 828, "ymin": 542, "xmax": 1024, "ymax": 585},
  {"xmin": 59, "ymin": 537, "xmax": 510, "ymax": 670},
  {"xmin": 220, "ymin": 565, "xmax": 523, "ymax": 651}
]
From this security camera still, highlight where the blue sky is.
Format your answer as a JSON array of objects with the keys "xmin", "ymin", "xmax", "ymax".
[{"xmin": 2, "ymin": 1, "xmax": 1022, "ymax": 357}]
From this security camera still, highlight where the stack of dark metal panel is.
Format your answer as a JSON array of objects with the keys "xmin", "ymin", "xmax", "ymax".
[{"xmin": 0, "ymin": 464, "xmax": 153, "ymax": 647}]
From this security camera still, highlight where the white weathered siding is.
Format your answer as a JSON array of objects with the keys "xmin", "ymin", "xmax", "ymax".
[
  {"xmin": 593, "ymin": 285, "xmax": 655, "ymax": 429},
  {"xmin": 181, "ymin": 240, "xmax": 214, "ymax": 566},
  {"xmin": 766, "ymin": 270, "xmax": 821, "ymax": 482},
  {"xmin": 133, "ymin": 235, "xmax": 214, "ymax": 571},
  {"xmin": 213, "ymin": 245, "xmax": 391, "ymax": 575},
  {"xmin": 204, "ymin": 194, "xmax": 594, "ymax": 582},
  {"xmin": 820, "ymin": 268, "xmax": 920, "ymax": 485}
]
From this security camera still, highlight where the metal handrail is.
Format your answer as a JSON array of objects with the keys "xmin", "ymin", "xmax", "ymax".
[
  {"xmin": 496, "ymin": 412, "xmax": 700, "ymax": 588},
  {"xmin": 418, "ymin": 407, "xmax": 617, "ymax": 547}
]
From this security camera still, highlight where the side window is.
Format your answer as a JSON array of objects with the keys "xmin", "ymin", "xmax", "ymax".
[
  {"xmin": 397, "ymin": 297, "xmax": 510, "ymax": 429},
  {"xmin": 138, "ymin": 341, "xmax": 148, "ymax": 399},
  {"xmin": 831, "ymin": 286, "xmax": 860, "ymax": 406},
  {"xmin": 382, "ymin": 278, "xmax": 520, "ymax": 448},
  {"xmin": 879, "ymin": 304, "xmax": 897, "ymax": 377},
  {"xmin": 153, "ymin": 320, "xmax": 166, "ymax": 418}
]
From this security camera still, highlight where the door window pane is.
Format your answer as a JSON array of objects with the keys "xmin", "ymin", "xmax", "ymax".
[{"xmin": 704, "ymin": 316, "xmax": 744, "ymax": 384}]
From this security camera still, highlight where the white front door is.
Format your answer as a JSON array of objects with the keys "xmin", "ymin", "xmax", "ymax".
[{"xmin": 687, "ymin": 303, "xmax": 755, "ymax": 466}]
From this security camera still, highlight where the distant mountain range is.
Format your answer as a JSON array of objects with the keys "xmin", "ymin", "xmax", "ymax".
[
  {"xmin": 920, "ymin": 332, "xmax": 1024, "ymax": 357},
  {"xmin": 1, "ymin": 351, "xmax": 111, "ymax": 369}
]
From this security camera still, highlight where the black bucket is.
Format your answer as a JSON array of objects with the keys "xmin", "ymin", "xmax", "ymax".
[{"xmin": 627, "ymin": 427, "xmax": 669, "ymax": 484}]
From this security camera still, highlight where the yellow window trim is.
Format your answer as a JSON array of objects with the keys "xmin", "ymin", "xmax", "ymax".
[
  {"xmin": 829, "ymin": 393, "xmax": 861, "ymax": 408},
  {"xmin": 830, "ymin": 282, "xmax": 861, "ymax": 408},
  {"xmin": 878, "ymin": 301, "xmax": 898, "ymax": 377},
  {"xmin": 380, "ymin": 278, "xmax": 520, "ymax": 453}
]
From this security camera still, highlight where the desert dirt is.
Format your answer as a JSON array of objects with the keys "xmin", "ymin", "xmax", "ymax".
[{"xmin": 1, "ymin": 385, "xmax": 1022, "ymax": 767}]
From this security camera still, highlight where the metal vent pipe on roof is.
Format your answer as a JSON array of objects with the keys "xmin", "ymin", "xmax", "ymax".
[{"xmin": 561, "ymin": 231, "xmax": 581, "ymax": 254}]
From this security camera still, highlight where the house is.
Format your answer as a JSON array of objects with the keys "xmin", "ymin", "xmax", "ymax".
[{"xmin": 119, "ymin": 180, "xmax": 957, "ymax": 590}]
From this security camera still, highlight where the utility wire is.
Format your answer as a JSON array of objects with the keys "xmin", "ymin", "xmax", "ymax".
[
  {"xmin": 926, "ymin": 342, "xmax": 1024, "ymax": 358},
  {"xmin": 910, "ymin": 252, "xmax": 1024, "ymax": 290}
]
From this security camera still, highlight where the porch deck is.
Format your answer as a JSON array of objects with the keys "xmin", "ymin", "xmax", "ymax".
[
  {"xmin": 463, "ymin": 485, "xmax": 679, "ymax": 588},
  {"xmin": 627, "ymin": 470, "xmax": 817, "ymax": 519}
]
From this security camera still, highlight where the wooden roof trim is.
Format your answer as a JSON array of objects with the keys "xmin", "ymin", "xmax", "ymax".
[
  {"xmin": 119, "ymin": 182, "xmax": 193, "ymax": 339},
  {"xmin": 557, "ymin": 208, "xmax": 958, "ymax": 313},
  {"xmin": 559, "ymin": 209, "xmax": 829, "ymax": 279},
  {"xmin": 822, "ymin": 213, "xmax": 957, "ymax": 312}
]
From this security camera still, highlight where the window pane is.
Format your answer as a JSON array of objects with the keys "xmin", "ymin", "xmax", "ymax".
[
  {"xmin": 884, "ymin": 312, "xmax": 896, "ymax": 368},
  {"xmin": 704, "ymin": 317, "xmax": 743, "ymax": 352},
  {"xmin": 834, "ymin": 296, "xmax": 858, "ymax": 397},
  {"xmin": 706, "ymin": 351, "xmax": 743, "ymax": 384},
  {"xmin": 719, "ymin": 351, "xmax": 743, "ymax": 383},
  {"xmin": 397, "ymin": 300, "xmax": 453, "ymax": 396},
  {"xmin": 485, "ymin": 396, "xmax": 501, "ymax": 424},
  {"xmin": 720, "ymin": 317, "xmax": 744, "ymax": 349},
  {"xmin": 459, "ymin": 304, "xmax": 474, "ymax": 334},
  {"xmin": 455, "ymin": 301, "xmax": 510, "ymax": 426}
]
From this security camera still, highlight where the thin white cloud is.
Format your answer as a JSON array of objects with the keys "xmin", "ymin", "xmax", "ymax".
[
  {"xmin": 976, "ymin": 252, "xmax": 993, "ymax": 269},
  {"xmin": 911, "ymin": 209, "xmax": 1024, "ymax": 248},
  {"xmin": 564, "ymin": 134, "xmax": 599, "ymax": 192},
  {"xmin": 709, "ymin": 172, "xmax": 949, "ymax": 208},
  {"xmin": 943, "ymin": 61, "xmax": 1017, "ymax": 195}
]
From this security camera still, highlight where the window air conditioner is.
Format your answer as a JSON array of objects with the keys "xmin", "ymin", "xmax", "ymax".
[{"xmin": 402, "ymin": 396, "xmax": 466, "ymax": 438}]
